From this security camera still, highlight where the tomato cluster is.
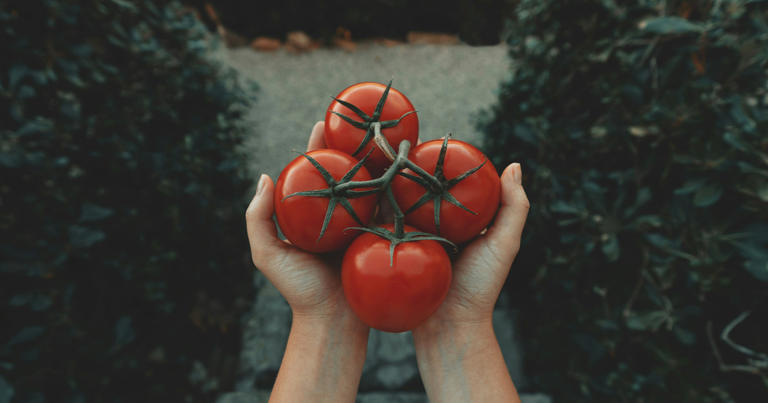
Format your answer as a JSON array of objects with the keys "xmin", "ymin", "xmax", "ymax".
[{"xmin": 274, "ymin": 81, "xmax": 501, "ymax": 332}]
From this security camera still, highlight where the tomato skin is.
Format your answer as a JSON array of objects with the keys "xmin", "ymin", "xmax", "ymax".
[
  {"xmin": 391, "ymin": 139, "xmax": 501, "ymax": 244},
  {"xmin": 274, "ymin": 150, "xmax": 377, "ymax": 253},
  {"xmin": 341, "ymin": 225, "xmax": 452, "ymax": 332},
  {"xmin": 325, "ymin": 82, "xmax": 419, "ymax": 175}
]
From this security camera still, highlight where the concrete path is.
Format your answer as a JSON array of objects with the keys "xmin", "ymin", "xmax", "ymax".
[{"xmin": 215, "ymin": 42, "xmax": 546, "ymax": 402}]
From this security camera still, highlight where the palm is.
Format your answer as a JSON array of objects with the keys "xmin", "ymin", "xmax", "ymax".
[
  {"xmin": 267, "ymin": 246, "xmax": 348, "ymax": 316},
  {"xmin": 431, "ymin": 238, "xmax": 513, "ymax": 324}
]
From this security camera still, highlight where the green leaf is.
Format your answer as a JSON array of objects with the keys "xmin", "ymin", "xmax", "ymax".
[
  {"xmin": 110, "ymin": 0, "xmax": 138, "ymax": 12},
  {"xmin": 673, "ymin": 326, "xmax": 696, "ymax": 345},
  {"xmin": 728, "ymin": 230, "xmax": 768, "ymax": 282},
  {"xmin": 9, "ymin": 294, "xmax": 53, "ymax": 312},
  {"xmin": 15, "ymin": 118, "xmax": 54, "ymax": 137},
  {"xmin": 595, "ymin": 319, "xmax": 619, "ymax": 331},
  {"xmin": 68, "ymin": 225, "xmax": 106, "ymax": 248},
  {"xmin": 79, "ymin": 203, "xmax": 114, "ymax": 222},
  {"xmin": 514, "ymin": 123, "xmax": 537, "ymax": 144},
  {"xmin": 729, "ymin": 101, "xmax": 757, "ymax": 133},
  {"xmin": 17, "ymin": 85, "xmax": 36, "ymax": 99},
  {"xmin": 571, "ymin": 333, "xmax": 606, "ymax": 363},
  {"xmin": 0, "ymin": 374, "xmax": 14, "ymax": 403},
  {"xmin": 111, "ymin": 316, "xmax": 135, "ymax": 353},
  {"xmin": 640, "ymin": 17, "xmax": 704, "ymax": 35},
  {"xmin": 723, "ymin": 132, "xmax": 747, "ymax": 151},
  {"xmin": 634, "ymin": 215, "xmax": 662, "ymax": 227},
  {"xmin": 626, "ymin": 311, "xmax": 666, "ymax": 331},
  {"xmin": 6, "ymin": 326, "xmax": 45, "ymax": 346},
  {"xmin": 549, "ymin": 200, "xmax": 582, "ymax": 214},
  {"xmin": 674, "ymin": 178, "xmax": 707, "ymax": 195},
  {"xmin": 736, "ymin": 162, "xmax": 768, "ymax": 177},
  {"xmin": 693, "ymin": 184, "xmax": 723, "ymax": 207},
  {"xmin": 756, "ymin": 182, "xmax": 768, "ymax": 202},
  {"xmin": 601, "ymin": 234, "xmax": 620, "ymax": 262},
  {"xmin": 0, "ymin": 151, "xmax": 22, "ymax": 168},
  {"xmin": 744, "ymin": 258, "xmax": 768, "ymax": 282},
  {"xmin": 8, "ymin": 65, "xmax": 27, "ymax": 89}
]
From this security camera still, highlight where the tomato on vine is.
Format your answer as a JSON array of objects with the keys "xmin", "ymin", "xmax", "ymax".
[
  {"xmin": 270, "ymin": 80, "xmax": 509, "ymax": 333},
  {"xmin": 391, "ymin": 138, "xmax": 501, "ymax": 244},
  {"xmin": 324, "ymin": 81, "xmax": 419, "ymax": 175},
  {"xmin": 341, "ymin": 224, "xmax": 452, "ymax": 333},
  {"xmin": 274, "ymin": 149, "xmax": 377, "ymax": 253}
]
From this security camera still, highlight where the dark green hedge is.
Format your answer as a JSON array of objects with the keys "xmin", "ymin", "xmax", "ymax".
[
  {"xmin": 480, "ymin": 0, "xmax": 768, "ymax": 401},
  {"xmin": 1, "ymin": 0, "xmax": 254, "ymax": 401},
  {"xmin": 188, "ymin": 0, "xmax": 517, "ymax": 45}
]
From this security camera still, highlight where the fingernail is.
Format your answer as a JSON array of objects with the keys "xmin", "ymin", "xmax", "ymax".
[
  {"xmin": 256, "ymin": 174, "xmax": 267, "ymax": 196},
  {"xmin": 512, "ymin": 163, "xmax": 522, "ymax": 184}
]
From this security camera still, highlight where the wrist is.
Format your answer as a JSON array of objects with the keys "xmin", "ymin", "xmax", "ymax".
[
  {"xmin": 292, "ymin": 306, "xmax": 370, "ymax": 341},
  {"xmin": 412, "ymin": 316, "xmax": 494, "ymax": 353},
  {"xmin": 291, "ymin": 290, "xmax": 370, "ymax": 337},
  {"xmin": 412, "ymin": 309, "xmax": 493, "ymax": 340},
  {"xmin": 412, "ymin": 315, "xmax": 521, "ymax": 403},
  {"xmin": 270, "ymin": 295, "xmax": 369, "ymax": 402}
]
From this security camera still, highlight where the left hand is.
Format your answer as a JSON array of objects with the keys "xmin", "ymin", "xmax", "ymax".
[{"xmin": 245, "ymin": 121, "xmax": 366, "ymax": 324}]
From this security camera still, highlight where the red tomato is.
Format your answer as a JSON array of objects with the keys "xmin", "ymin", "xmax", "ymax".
[
  {"xmin": 325, "ymin": 82, "xmax": 419, "ymax": 175},
  {"xmin": 274, "ymin": 150, "xmax": 377, "ymax": 253},
  {"xmin": 391, "ymin": 139, "xmax": 500, "ymax": 244},
  {"xmin": 341, "ymin": 224, "xmax": 452, "ymax": 332}
]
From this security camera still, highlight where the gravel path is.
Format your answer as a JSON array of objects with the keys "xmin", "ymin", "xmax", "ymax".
[{"xmin": 219, "ymin": 42, "xmax": 510, "ymax": 180}]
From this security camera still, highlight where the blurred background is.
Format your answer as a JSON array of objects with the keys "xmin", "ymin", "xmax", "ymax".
[{"xmin": 2, "ymin": 0, "xmax": 767, "ymax": 402}]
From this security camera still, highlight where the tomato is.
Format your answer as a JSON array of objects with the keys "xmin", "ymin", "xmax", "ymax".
[
  {"xmin": 325, "ymin": 82, "xmax": 419, "ymax": 175},
  {"xmin": 391, "ymin": 139, "xmax": 500, "ymax": 244},
  {"xmin": 341, "ymin": 224, "xmax": 452, "ymax": 332},
  {"xmin": 274, "ymin": 149, "xmax": 377, "ymax": 253}
]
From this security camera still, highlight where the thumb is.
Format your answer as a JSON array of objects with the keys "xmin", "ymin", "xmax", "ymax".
[
  {"xmin": 482, "ymin": 163, "xmax": 530, "ymax": 266},
  {"xmin": 245, "ymin": 174, "xmax": 289, "ymax": 268}
]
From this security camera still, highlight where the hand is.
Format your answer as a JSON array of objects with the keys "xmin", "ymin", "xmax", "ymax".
[
  {"xmin": 421, "ymin": 162, "xmax": 530, "ymax": 328},
  {"xmin": 412, "ymin": 162, "xmax": 529, "ymax": 403},
  {"xmin": 245, "ymin": 121, "xmax": 368, "ymax": 403},
  {"xmin": 245, "ymin": 121, "xmax": 363, "ymax": 322}
]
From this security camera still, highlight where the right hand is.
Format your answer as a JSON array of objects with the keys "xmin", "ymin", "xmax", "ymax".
[{"xmin": 414, "ymin": 162, "xmax": 530, "ymax": 330}]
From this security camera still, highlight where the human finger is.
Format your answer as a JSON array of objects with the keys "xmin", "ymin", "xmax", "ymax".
[
  {"xmin": 307, "ymin": 121, "xmax": 326, "ymax": 152},
  {"xmin": 245, "ymin": 174, "xmax": 289, "ymax": 268},
  {"xmin": 480, "ymin": 163, "xmax": 530, "ymax": 266}
]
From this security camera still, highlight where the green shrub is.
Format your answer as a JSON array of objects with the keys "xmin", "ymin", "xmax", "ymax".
[
  {"xmin": 1, "ymin": 0, "xmax": 254, "ymax": 401},
  {"xmin": 480, "ymin": 0, "xmax": 768, "ymax": 401}
]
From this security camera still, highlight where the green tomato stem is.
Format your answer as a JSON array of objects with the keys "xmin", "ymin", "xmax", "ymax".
[
  {"xmin": 334, "ymin": 140, "xmax": 412, "ymax": 193},
  {"xmin": 372, "ymin": 122, "xmax": 398, "ymax": 162},
  {"xmin": 385, "ymin": 185, "xmax": 406, "ymax": 239}
]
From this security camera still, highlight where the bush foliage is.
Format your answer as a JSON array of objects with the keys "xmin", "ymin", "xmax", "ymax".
[
  {"xmin": 480, "ymin": 0, "xmax": 768, "ymax": 401},
  {"xmin": 1, "ymin": 0, "xmax": 254, "ymax": 401}
]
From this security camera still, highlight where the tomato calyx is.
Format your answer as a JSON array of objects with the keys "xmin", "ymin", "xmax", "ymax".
[
  {"xmin": 330, "ymin": 80, "xmax": 417, "ymax": 157},
  {"xmin": 348, "ymin": 180, "xmax": 456, "ymax": 266},
  {"xmin": 397, "ymin": 136, "xmax": 486, "ymax": 235},
  {"xmin": 348, "ymin": 225, "xmax": 456, "ymax": 267},
  {"xmin": 283, "ymin": 150, "xmax": 374, "ymax": 241}
]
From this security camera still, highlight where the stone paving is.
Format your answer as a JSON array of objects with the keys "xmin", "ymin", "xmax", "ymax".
[{"xmin": 215, "ymin": 41, "xmax": 549, "ymax": 401}]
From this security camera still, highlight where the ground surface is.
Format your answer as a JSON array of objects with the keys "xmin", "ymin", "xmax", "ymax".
[{"xmin": 216, "ymin": 41, "xmax": 546, "ymax": 402}]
